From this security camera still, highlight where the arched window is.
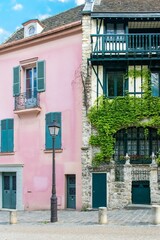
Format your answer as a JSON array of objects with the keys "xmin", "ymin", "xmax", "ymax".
[{"xmin": 114, "ymin": 127, "xmax": 160, "ymax": 164}]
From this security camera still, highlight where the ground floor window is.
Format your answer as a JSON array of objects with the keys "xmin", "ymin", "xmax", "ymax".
[{"xmin": 114, "ymin": 127, "xmax": 160, "ymax": 164}]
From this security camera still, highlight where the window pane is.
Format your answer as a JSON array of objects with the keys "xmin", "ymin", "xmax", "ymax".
[
  {"xmin": 108, "ymin": 73, "xmax": 114, "ymax": 97},
  {"xmin": 107, "ymin": 72, "xmax": 124, "ymax": 97},
  {"xmin": 117, "ymin": 24, "xmax": 125, "ymax": 34},
  {"xmin": 26, "ymin": 67, "xmax": 37, "ymax": 98},
  {"xmin": 106, "ymin": 23, "xmax": 114, "ymax": 34},
  {"xmin": 26, "ymin": 69, "xmax": 32, "ymax": 98},
  {"xmin": 117, "ymin": 74, "xmax": 123, "ymax": 96},
  {"xmin": 4, "ymin": 176, "xmax": 10, "ymax": 190},
  {"xmin": 151, "ymin": 73, "xmax": 159, "ymax": 96}
]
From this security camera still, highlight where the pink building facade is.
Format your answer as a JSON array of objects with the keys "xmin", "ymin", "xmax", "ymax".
[{"xmin": 0, "ymin": 5, "xmax": 83, "ymax": 210}]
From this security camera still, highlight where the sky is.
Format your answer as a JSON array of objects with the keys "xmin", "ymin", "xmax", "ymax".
[{"xmin": 0, "ymin": 0, "xmax": 85, "ymax": 44}]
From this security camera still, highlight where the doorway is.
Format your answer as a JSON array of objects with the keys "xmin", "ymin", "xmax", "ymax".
[
  {"xmin": 2, "ymin": 172, "xmax": 16, "ymax": 209},
  {"xmin": 132, "ymin": 181, "xmax": 150, "ymax": 204},
  {"xmin": 92, "ymin": 173, "xmax": 107, "ymax": 208},
  {"xmin": 66, "ymin": 175, "xmax": 76, "ymax": 209}
]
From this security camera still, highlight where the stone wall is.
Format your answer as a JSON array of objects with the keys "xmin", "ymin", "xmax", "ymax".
[
  {"xmin": 108, "ymin": 163, "xmax": 132, "ymax": 209},
  {"xmin": 81, "ymin": 14, "xmax": 93, "ymax": 208}
]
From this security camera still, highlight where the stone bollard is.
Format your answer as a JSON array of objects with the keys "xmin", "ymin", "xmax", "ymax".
[
  {"xmin": 152, "ymin": 205, "xmax": 160, "ymax": 225},
  {"xmin": 98, "ymin": 207, "xmax": 107, "ymax": 224},
  {"xmin": 10, "ymin": 210, "xmax": 17, "ymax": 224}
]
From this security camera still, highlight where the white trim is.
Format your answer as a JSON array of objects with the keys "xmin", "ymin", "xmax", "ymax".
[{"xmin": 0, "ymin": 165, "xmax": 24, "ymax": 210}]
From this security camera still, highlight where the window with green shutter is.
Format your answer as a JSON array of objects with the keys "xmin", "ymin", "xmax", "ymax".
[
  {"xmin": 37, "ymin": 60, "xmax": 45, "ymax": 92},
  {"xmin": 13, "ymin": 66, "xmax": 20, "ymax": 96},
  {"xmin": 13, "ymin": 60, "xmax": 45, "ymax": 97},
  {"xmin": 45, "ymin": 112, "xmax": 61, "ymax": 150},
  {"xmin": 1, "ymin": 119, "xmax": 14, "ymax": 152}
]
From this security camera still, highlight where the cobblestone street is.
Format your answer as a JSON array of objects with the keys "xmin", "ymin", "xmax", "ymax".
[{"xmin": 0, "ymin": 208, "xmax": 160, "ymax": 240}]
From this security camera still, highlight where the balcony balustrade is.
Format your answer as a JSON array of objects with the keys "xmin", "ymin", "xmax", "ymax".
[
  {"xmin": 91, "ymin": 33, "xmax": 160, "ymax": 57},
  {"xmin": 14, "ymin": 91, "xmax": 40, "ymax": 111}
]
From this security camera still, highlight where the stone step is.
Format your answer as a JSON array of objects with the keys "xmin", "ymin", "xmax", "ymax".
[{"xmin": 125, "ymin": 204, "xmax": 152, "ymax": 210}]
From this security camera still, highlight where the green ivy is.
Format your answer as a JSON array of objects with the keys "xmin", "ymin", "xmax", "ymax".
[{"xmin": 88, "ymin": 69, "xmax": 160, "ymax": 166}]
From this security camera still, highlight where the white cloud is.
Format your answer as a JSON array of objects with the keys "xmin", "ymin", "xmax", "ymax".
[
  {"xmin": 0, "ymin": 28, "xmax": 10, "ymax": 44},
  {"xmin": 75, "ymin": 0, "xmax": 85, "ymax": 4},
  {"xmin": 38, "ymin": 14, "xmax": 51, "ymax": 20},
  {"xmin": 58, "ymin": 0, "xmax": 68, "ymax": 2},
  {"xmin": 12, "ymin": 3, "xmax": 23, "ymax": 11}
]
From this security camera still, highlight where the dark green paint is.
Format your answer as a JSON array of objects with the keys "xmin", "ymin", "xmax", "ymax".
[
  {"xmin": 67, "ymin": 175, "xmax": 76, "ymax": 209},
  {"xmin": 132, "ymin": 181, "xmax": 150, "ymax": 204},
  {"xmin": 92, "ymin": 173, "xmax": 107, "ymax": 208},
  {"xmin": 2, "ymin": 173, "xmax": 16, "ymax": 209}
]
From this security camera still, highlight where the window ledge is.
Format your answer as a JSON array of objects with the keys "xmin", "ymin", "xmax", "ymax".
[
  {"xmin": 0, "ymin": 152, "xmax": 15, "ymax": 156},
  {"xmin": 44, "ymin": 149, "xmax": 63, "ymax": 153},
  {"xmin": 14, "ymin": 107, "xmax": 41, "ymax": 116}
]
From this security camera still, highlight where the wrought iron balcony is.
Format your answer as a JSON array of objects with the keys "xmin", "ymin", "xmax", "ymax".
[
  {"xmin": 14, "ymin": 92, "xmax": 40, "ymax": 111},
  {"xmin": 91, "ymin": 33, "xmax": 160, "ymax": 58}
]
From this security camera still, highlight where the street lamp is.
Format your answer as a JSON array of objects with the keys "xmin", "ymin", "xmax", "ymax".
[{"xmin": 48, "ymin": 120, "xmax": 60, "ymax": 222}]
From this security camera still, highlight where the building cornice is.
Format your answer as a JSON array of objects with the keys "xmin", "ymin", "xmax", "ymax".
[
  {"xmin": 0, "ymin": 20, "xmax": 82, "ymax": 54},
  {"xmin": 91, "ymin": 12, "xmax": 160, "ymax": 19}
]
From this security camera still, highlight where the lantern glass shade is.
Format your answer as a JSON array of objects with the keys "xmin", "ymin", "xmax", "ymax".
[{"xmin": 48, "ymin": 120, "xmax": 60, "ymax": 137}]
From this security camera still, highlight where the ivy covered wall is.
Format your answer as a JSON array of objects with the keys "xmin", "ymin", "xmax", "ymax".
[{"xmin": 88, "ymin": 68, "xmax": 160, "ymax": 166}]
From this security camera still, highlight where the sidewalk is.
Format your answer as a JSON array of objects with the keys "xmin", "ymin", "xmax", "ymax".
[{"xmin": 0, "ymin": 208, "xmax": 156, "ymax": 226}]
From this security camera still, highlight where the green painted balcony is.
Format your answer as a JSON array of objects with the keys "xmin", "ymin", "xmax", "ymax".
[{"xmin": 91, "ymin": 33, "xmax": 160, "ymax": 60}]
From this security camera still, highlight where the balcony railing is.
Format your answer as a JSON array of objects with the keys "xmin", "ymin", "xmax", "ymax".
[
  {"xmin": 14, "ymin": 92, "xmax": 40, "ymax": 111},
  {"xmin": 91, "ymin": 33, "xmax": 160, "ymax": 56}
]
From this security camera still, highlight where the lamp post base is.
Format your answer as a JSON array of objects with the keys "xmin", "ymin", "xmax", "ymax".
[{"xmin": 51, "ymin": 195, "xmax": 58, "ymax": 222}]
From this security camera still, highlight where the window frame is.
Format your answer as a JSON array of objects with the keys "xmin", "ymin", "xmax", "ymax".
[{"xmin": 104, "ymin": 70, "xmax": 126, "ymax": 98}]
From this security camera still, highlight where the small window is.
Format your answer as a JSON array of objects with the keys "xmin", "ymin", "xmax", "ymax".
[
  {"xmin": 28, "ymin": 25, "xmax": 36, "ymax": 36},
  {"xmin": 106, "ymin": 23, "xmax": 114, "ymax": 34},
  {"xmin": 106, "ymin": 23, "xmax": 125, "ymax": 35},
  {"xmin": 105, "ymin": 72, "xmax": 125, "ymax": 97},
  {"xmin": 117, "ymin": 24, "xmax": 125, "ymax": 35}
]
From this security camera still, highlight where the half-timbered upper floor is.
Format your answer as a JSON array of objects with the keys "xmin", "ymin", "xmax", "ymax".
[{"xmin": 83, "ymin": 0, "xmax": 160, "ymax": 61}]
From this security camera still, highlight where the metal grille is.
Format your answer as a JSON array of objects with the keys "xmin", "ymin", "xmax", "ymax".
[
  {"xmin": 14, "ymin": 92, "xmax": 40, "ymax": 111},
  {"xmin": 131, "ymin": 169, "xmax": 150, "ymax": 181}
]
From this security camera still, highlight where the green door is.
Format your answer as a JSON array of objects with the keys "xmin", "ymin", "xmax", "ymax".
[
  {"xmin": 2, "ymin": 173, "xmax": 16, "ymax": 209},
  {"xmin": 67, "ymin": 175, "xmax": 76, "ymax": 209},
  {"xmin": 132, "ymin": 181, "xmax": 150, "ymax": 204},
  {"xmin": 92, "ymin": 173, "xmax": 107, "ymax": 208}
]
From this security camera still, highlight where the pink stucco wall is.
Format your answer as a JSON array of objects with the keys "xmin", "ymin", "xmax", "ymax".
[{"xmin": 0, "ymin": 31, "xmax": 82, "ymax": 210}]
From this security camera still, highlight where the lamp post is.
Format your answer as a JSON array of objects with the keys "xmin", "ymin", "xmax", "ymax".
[{"xmin": 48, "ymin": 120, "xmax": 60, "ymax": 222}]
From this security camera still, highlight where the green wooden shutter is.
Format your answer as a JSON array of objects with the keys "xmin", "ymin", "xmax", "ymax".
[
  {"xmin": 46, "ymin": 113, "xmax": 52, "ymax": 149},
  {"xmin": 37, "ymin": 60, "xmax": 45, "ymax": 92},
  {"xmin": 1, "ymin": 119, "xmax": 14, "ymax": 152},
  {"xmin": 7, "ymin": 119, "xmax": 14, "ymax": 152},
  {"xmin": 13, "ymin": 66, "xmax": 20, "ymax": 96},
  {"xmin": 1, "ymin": 120, "xmax": 7, "ymax": 152},
  {"xmin": 45, "ymin": 112, "xmax": 62, "ymax": 150}
]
